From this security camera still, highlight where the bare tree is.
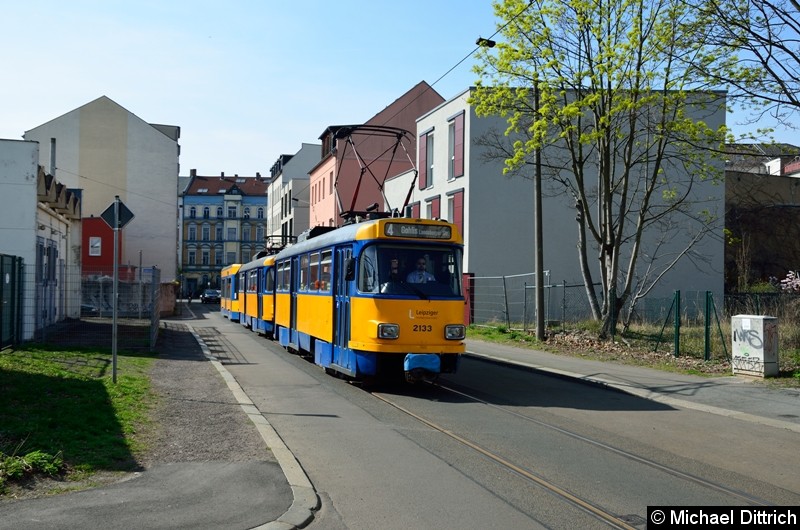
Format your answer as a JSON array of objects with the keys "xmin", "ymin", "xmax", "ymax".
[{"xmin": 688, "ymin": 0, "xmax": 800, "ymax": 134}]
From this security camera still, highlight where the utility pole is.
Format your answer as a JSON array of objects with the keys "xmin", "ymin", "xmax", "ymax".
[{"xmin": 534, "ymin": 78, "xmax": 545, "ymax": 341}]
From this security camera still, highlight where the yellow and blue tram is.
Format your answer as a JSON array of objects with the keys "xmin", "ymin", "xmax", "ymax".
[
  {"xmin": 274, "ymin": 217, "xmax": 465, "ymax": 381},
  {"xmin": 220, "ymin": 263, "xmax": 241, "ymax": 321},
  {"xmin": 221, "ymin": 217, "xmax": 466, "ymax": 381},
  {"xmin": 237, "ymin": 252, "xmax": 277, "ymax": 336}
]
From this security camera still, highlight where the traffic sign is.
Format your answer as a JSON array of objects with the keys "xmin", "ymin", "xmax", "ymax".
[{"xmin": 101, "ymin": 198, "xmax": 135, "ymax": 229}]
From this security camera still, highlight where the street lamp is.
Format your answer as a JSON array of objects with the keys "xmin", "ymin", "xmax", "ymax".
[{"xmin": 478, "ymin": 35, "xmax": 545, "ymax": 339}]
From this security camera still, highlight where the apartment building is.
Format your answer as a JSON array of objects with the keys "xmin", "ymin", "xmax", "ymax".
[
  {"xmin": 179, "ymin": 171, "xmax": 269, "ymax": 296},
  {"xmin": 266, "ymin": 143, "xmax": 320, "ymax": 247},
  {"xmin": 385, "ymin": 87, "xmax": 727, "ymax": 300},
  {"xmin": 308, "ymin": 81, "xmax": 445, "ymax": 227}
]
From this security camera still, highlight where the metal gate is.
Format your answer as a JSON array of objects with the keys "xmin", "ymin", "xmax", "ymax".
[{"xmin": 0, "ymin": 254, "xmax": 23, "ymax": 349}]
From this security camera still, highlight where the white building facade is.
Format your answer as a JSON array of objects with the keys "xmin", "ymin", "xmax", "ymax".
[
  {"xmin": 266, "ymin": 143, "xmax": 320, "ymax": 247},
  {"xmin": 23, "ymin": 96, "xmax": 180, "ymax": 282},
  {"xmin": 385, "ymin": 87, "xmax": 726, "ymax": 306},
  {"xmin": 0, "ymin": 139, "xmax": 81, "ymax": 339}
]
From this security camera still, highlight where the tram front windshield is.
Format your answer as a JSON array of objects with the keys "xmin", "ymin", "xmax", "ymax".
[{"xmin": 357, "ymin": 244, "xmax": 463, "ymax": 297}]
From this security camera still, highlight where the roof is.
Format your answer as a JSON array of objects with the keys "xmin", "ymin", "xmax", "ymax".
[
  {"xmin": 182, "ymin": 175, "xmax": 268, "ymax": 196},
  {"xmin": 724, "ymin": 142, "xmax": 800, "ymax": 172}
]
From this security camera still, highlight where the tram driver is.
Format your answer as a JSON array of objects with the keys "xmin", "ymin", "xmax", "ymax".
[{"xmin": 406, "ymin": 257, "xmax": 436, "ymax": 283}]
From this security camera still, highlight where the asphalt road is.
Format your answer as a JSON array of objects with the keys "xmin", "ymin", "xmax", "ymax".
[{"xmin": 196, "ymin": 308, "xmax": 800, "ymax": 529}]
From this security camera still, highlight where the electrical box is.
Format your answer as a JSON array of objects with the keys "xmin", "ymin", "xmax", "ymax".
[{"xmin": 731, "ymin": 315, "xmax": 779, "ymax": 377}]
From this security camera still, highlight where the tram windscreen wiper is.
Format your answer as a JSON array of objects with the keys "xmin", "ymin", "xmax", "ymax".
[{"xmin": 399, "ymin": 281, "xmax": 428, "ymax": 300}]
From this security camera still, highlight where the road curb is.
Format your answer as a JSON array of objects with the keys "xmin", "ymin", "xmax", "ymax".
[
  {"xmin": 189, "ymin": 326, "xmax": 319, "ymax": 529},
  {"xmin": 465, "ymin": 351, "xmax": 800, "ymax": 434}
]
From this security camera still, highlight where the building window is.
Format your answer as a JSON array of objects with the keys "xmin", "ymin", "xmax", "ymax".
[
  {"xmin": 447, "ymin": 190, "xmax": 464, "ymax": 237},
  {"xmin": 202, "ymin": 225, "xmax": 210, "ymax": 241},
  {"xmin": 256, "ymin": 226, "xmax": 264, "ymax": 241},
  {"xmin": 257, "ymin": 207, "xmax": 264, "ymax": 219},
  {"xmin": 189, "ymin": 206, "xmax": 197, "ymax": 219},
  {"xmin": 216, "ymin": 206, "xmax": 223, "ymax": 217},
  {"xmin": 202, "ymin": 249, "xmax": 210, "ymax": 265},
  {"xmin": 188, "ymin": 250, "xmax": 196, "ymax": 265},
  {"xmin": 228, "ymin": 205, "xmax": 237, "ymax": 218},
  {"xmin": 243, "ymin": 207, "xmax": 250, "ymax": 219},
  {"xmin": 448, "ymin": 112, "xmax": 465, "ymax": 180},
  {"xmin": 188, "ymin": 225, "xmax": 197, "ymax": 240},
  {"xmin": 89, "ymin": 237, "xmax": 101, "ymax": 256},
  {"xmin": 419, "ymin": 130, "xmax": 434, "ymax": 189},
  {"xmin": 215, "ymin": 225, "xmax": 223, "ymax": 240},
  {"xmin": 425, "ymin": 197, "xmax": 440, "ymax": 220},
  {"xmin": 243, "ymin": 225, "xmax": 251, "ymax": 241},
  {"xmin": 215, "ymin": 250, "xmax": 223, "ymax": 266},
  {"xmin": 227, "ymin": 227, "xmax": 237, "ymax": 240},
  {"xmin": 226, "ymin": 251, "xmax": 236, "ymax": 264},
  {"xmin": 203, "ymin": 206, "xmax": 210, "ymax": 219},
  {"xmin": 427, "ymin": 133, "xmax": 434, "ymax": 187}
]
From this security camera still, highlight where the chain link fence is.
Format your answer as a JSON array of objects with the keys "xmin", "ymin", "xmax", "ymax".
[
  {"xmin": 3, "ymin": 262, "xmax": 163, "ymax": 351},
  {"xmin": 467, "ymin": 274, "xmax": 789, "ymax": 331},
  {"xmin": 468, "ymin": 273, "xmax": 600, "ymax": 331}
]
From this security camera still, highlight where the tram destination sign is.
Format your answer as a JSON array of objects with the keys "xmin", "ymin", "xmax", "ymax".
[{"xmin": 384, "ymin": 222, "xmax": 451, "ymax": 240}]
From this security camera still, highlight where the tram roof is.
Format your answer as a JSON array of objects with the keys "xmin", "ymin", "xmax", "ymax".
[
  {"xmin": 221, "ymin": 263, "xmax": 241, "ymax": 275},
  {"xmin": 238, "ymin": 253, "xmax": 276, "ymax": 272},
  {"xmin": 275, "ymin": 217, "xmax": 461, "ymax": 261}
]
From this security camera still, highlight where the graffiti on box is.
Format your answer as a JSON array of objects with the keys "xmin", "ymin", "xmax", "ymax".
[{"xmin": 731, "ymin": 317, "xmax": 778, "ymax": 373}]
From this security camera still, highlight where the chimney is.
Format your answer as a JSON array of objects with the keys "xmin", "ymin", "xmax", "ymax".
[
  {"xmin": 50, "ymin": 138, "xmax": 56, "ymax": 175},
  {"xmin": 190, "ymin": 169, "xmax": 197, "ymax": 177}
]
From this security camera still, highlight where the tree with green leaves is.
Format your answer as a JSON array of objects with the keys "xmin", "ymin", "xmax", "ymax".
[{"xmin": 471, "ymin": 0, "xmax": 728, "ymax": 337}]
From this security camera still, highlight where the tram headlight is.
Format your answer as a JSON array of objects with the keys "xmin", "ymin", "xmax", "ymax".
[
  {"xmin": 378, "ymin": 323, "xmax": 400, "ymax": 339},
  {"xmin": 445, "ymin": 324, "xmax": 466, "ymax": 340}
]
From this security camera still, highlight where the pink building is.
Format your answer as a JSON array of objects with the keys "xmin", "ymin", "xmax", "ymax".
[{"xmin": 308, "ymin": 81, "xmax": 444, "ymax": 227}]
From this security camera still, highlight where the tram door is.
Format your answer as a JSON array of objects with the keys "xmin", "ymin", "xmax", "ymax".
[
  {"xmin": 257, "ymin": 267, "xmax": 268, "ymax": 332},
  {"xmin": 289, "ymin": 256, "xmax": 299, "ymax": 348},
  {"xmin": 333, "ymin": 246, "xmax": 352, "ymax": 371}
]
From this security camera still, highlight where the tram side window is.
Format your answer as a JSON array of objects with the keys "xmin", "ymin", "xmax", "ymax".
[
  {"xmin": 277, "ymin": 261, "xmax": 290, "ymax": 291},
  {"xmin": 248, "ymin": 270, "xmax": 258, "ymax": 292},
  {"xmin": 358, "ymin": 246, "xmax": 379, "ymax": 293},
  {"xmin": 299, "ymin": 254, "xmax": 309, "ymax": 291},
  {"xmin": 319, "ymin": 250, "xmax": 332, "ymax": 292},
  {"xmin": 309, "ymin": 252, "xmax": 320, "ymax": 291},
  {"xmin": 264, "ymin": 268, "xmax": 275, "ymax": 292}
]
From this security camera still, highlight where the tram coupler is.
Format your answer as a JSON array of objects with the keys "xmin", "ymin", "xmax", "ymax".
[{"xmin": 403, "ymin": 354, "xmax": 441, "ymax": 383}]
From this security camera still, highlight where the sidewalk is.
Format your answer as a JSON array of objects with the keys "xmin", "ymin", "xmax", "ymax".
[
  {"xmin": 2, "ymin": 320, "xmax": 798, "ymax": 530},
  {"xmin": 465, "ymin": 338, "xmax": 800, "ymax": 433}
]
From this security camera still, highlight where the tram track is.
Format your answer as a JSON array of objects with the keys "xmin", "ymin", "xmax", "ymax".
[
  {"xmin": 371, "ymin": 390, "xmax": 639, "ymax": 530},
  {"xmin": 371, "ymin": 379, "xmax": 773, "ymax": 529},
  {"xmin": 435, "ymin": 382, "xmax": 773, "ymax": 507}
]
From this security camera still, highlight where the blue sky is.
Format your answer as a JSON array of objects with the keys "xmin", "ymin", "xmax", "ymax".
[{"xmin": 2, "ymin": 1, "xmax": 794, "ymax": 176}]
